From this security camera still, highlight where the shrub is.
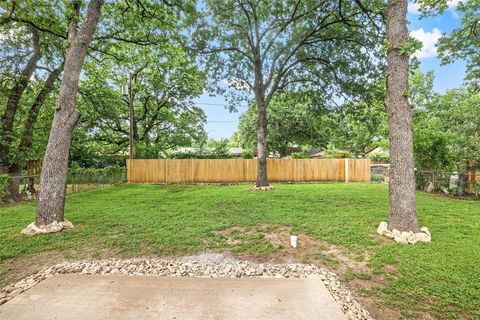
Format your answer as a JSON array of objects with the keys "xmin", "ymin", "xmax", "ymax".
[
  {"xmin": 324, "ymin": 143, "xmax": 351, "ymax": 159},
  {"xmin": 241, "ymin": 150, "xmax": 254, "ymax": 159},
  {"xmin": 291, "ymin": 150, "xmax": 310, "ymax": 159},
  {"xmin": 369, "ymin": 152, "xmax": 389, "ymax": 163}
]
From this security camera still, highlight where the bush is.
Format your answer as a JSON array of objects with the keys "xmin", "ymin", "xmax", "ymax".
[
  {"xmin": 291, "ymin": 150, "xmax": 310, "ymax": 159},
  {"xmin": 0, "ymin": 174, "xmax": 9, "ymax": 201},
  {"xmin": 135, "ymin": 143, "xmax": 163, "ymax": 159},
  {"xmin": 324, "ymin": 143, "xmax": 351, "ymax": 159},
  {"xmin": 369, "ymin": 152, "xmax": 389, "ymax": 164},
  {"xmin": 241, "ymin": 150, "xmax": 254, "ymax": 159}
]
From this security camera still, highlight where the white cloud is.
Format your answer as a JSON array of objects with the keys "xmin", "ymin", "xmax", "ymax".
[
  {"xmin": 447, "ymin": 0, "xmax": 461, "ymax": 8},
  {"xmin": 410, "ymin": 28, "xmax": 443, "ymax": 59},
  {"xmin": 408, "ymin": 2, "xmax": 421, "ymax": 15}
]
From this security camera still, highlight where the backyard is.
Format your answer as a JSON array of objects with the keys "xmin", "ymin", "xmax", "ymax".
[{"xmin": 0, "ymin": 183, "xmax": 479, "ymax": 319}]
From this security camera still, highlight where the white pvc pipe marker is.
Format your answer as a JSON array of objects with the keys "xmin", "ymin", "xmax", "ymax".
[{"xmin": 290, "ymin": 235, "xmax": 298, "ymax": 248}]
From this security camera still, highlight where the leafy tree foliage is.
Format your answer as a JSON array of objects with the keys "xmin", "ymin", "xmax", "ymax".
[
  {"xmin": 415, "ymin": 89, "xmax": 480, "ymax": 170},
  {"xmin": 0, "ymin": 0, "xmax": 205, "ymax": 170},
  {"xmin": 330, "ymin": 84, "xmax": 387, "ymax": 156},
  {"xmin": 232, "ymin": 92, "xmax": 333, "ymax": 156},
  {"xmin": 75, "ymin": 43, "xmax": 208, "ymax": 163}
]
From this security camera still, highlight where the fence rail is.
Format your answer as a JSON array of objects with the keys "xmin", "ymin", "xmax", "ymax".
[{"xmin": 127, "ymin": 158, "xmax": 371, "ymax": 184}]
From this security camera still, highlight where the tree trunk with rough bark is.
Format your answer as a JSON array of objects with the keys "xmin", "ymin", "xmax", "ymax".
[
  {"xmin": 35, "ymin": 0, "xmax": 104, "ymax": 227},
  {"xmin": 0, "ymin": 27, "xmax": 41, "ymax": 173},
  {"xmin": 385, "ymin": 0, "xmax": 420, "ymax": 232},
  {"xmin": 15, "ymin": 65, "xmax": 63, "ymax": 166},
  {"xmin": 254, "ymin": 84, "xmax": 269, "ymax": 187},
  {"xmin": 4, "ymin": 65, "xmax": 64, "ymax": 202}
]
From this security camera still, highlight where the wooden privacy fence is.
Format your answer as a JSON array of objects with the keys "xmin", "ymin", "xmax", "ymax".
[
  {"xmin": 465, "ymin": 161, "xmax": 479, "ymax": 194},
  {"xmin": 27, "ymin": 160, "xmax": 42, "ymax": 176},
  {"xmin": 127, "ymin": 159, "xmax": 371, "ymax": 184}
]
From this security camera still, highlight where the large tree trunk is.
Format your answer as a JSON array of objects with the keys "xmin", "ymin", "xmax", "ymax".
[
  {"xmin": 15, "ymin": 64, "xmax": 63, "ymax": 166},
  {"xmin": 35, "ymin": 0, "xmax": 104, "ymax": 227},
  {"xmin": 0, "ymin": 27, "xmax": 41, "ymax": 172},
  {"xmin": 255, "ymin": 90, "xmax": 269, "ymax": 187},
  {"xmin": 385, "ymin": 0, "xmax": 420, "ymax": 232},
  {"xmin": 5, "ymin": 65, "xmax": 64, "ymax": 202}
]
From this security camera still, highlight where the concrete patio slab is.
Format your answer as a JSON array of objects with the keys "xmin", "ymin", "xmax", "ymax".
[{"xmin": 0, "ymin": 274, "xmax": 346, "ymax": 320}]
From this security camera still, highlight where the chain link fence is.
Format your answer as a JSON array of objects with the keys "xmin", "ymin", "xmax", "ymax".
[
  {"xmin": 1, "ymin": 167, "xmax": 126, "ymax": 203},
  {"xmin": 370, "ymin": 165, "xmax": 479, "ymax": 197},
  {"xmin": 0, "ymin": 175, "xmax": 40, "ymax": 202},
  {"xmin": 414, "ymin": 170, "xmax": 468, "ymax": 195}
]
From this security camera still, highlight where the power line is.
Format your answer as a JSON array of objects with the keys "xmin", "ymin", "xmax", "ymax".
[
  {"xmin": 206, "ymin": 121, "xmax": 237, "ymax": 123},
  {"xmin": 194, "ymin": 102, "xmax": 249, "ymax": 108}
]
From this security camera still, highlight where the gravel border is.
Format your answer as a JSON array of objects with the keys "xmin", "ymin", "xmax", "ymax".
[{"xmin": 0, "ymin": 253, "xmax": 373, "ymax": 320}]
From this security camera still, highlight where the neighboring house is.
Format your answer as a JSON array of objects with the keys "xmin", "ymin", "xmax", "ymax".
[
  {"xmin": 171, "ymin": 147, "xmax": 245, "ymax": 158},
  {"xmin": 252, "ymin": 146, "xmax": 303, "ymax": 158},
  {"xmin": 309, "ymin": 148, "xmax": 351, "ymax": 159},
  {"xmin": 309, "ymin": 150, "xmax": 326, "ymax": 159},
  {"xmin": 228, "ymin": 148, "xmax": 245, "ymax": 157},
  {"xmin": 309, "ymin": 147, "xmax": 322, "ymax": 156},
  {"xmin": 174, "ymin": 147, "xmax": 201, "ymax": 154}
]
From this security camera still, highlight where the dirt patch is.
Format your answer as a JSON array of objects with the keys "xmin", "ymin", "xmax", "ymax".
[
  {"xmin": 213, "ymin": 225, "xmax": 370, "ymax": 274},
  {"xmin": 213, "ymin": 225, "xmax": 323, "ymax": 264},
  {"xmin": 355, "ymin": 296, "xmax": 401, "ymax": 320},
  {"xmin": 321, "ymin": 246, "xmax": 370, "ymax": 275},
  {"xmin": 213, "ymin": 224, "xmax": 410, "ymax": 320},
  {"xmin": 0, "ymin": 246, "xmax": 124, "ymax": 289},
  {"xmin": 0, "ymin": 251, "xmax": 65, "ymax": 288}
]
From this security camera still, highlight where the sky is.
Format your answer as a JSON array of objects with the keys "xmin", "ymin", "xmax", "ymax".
[{"xmin": 195, "ymin": 2, "xmax": 467, "ymax": 140}]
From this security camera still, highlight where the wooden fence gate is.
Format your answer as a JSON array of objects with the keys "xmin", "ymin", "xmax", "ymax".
[{"xmin": 127, "ymin": 159, "xmax": 371, "ymax": 184}]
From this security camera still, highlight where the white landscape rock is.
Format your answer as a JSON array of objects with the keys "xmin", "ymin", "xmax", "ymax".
[
  {"xmin": 21, "ymin": 219, "xmax": 74, "ymax": 236},
  {"xmin": 251, "ymin": 184, "xmax": 274, "ymax": 191},
  {"xmin": 377, "ymin": 221, "xmax": 431, "ymax": 244}
]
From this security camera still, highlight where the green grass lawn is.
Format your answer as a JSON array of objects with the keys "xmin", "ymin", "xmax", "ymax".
[{"xmin": 1, "ymin": 183, "xmax": 479, "ymax": 319}]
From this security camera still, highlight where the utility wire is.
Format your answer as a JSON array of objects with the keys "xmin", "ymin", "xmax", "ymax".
[
  {"xmin": 194, "ymin": 102, "xmax": 249, "ymax": 108},
  {"xmin": 0, "ymin": 93, "xmax": 250, "ymax": 108},
  {"xmin": 206, "ymin": 121, "xmax": 237, "ymax": 123}
]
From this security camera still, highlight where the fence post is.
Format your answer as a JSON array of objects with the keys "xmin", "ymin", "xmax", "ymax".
[{"xmin": 345, "ymin": 158, "xmax": 349, "ymax": 183}]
